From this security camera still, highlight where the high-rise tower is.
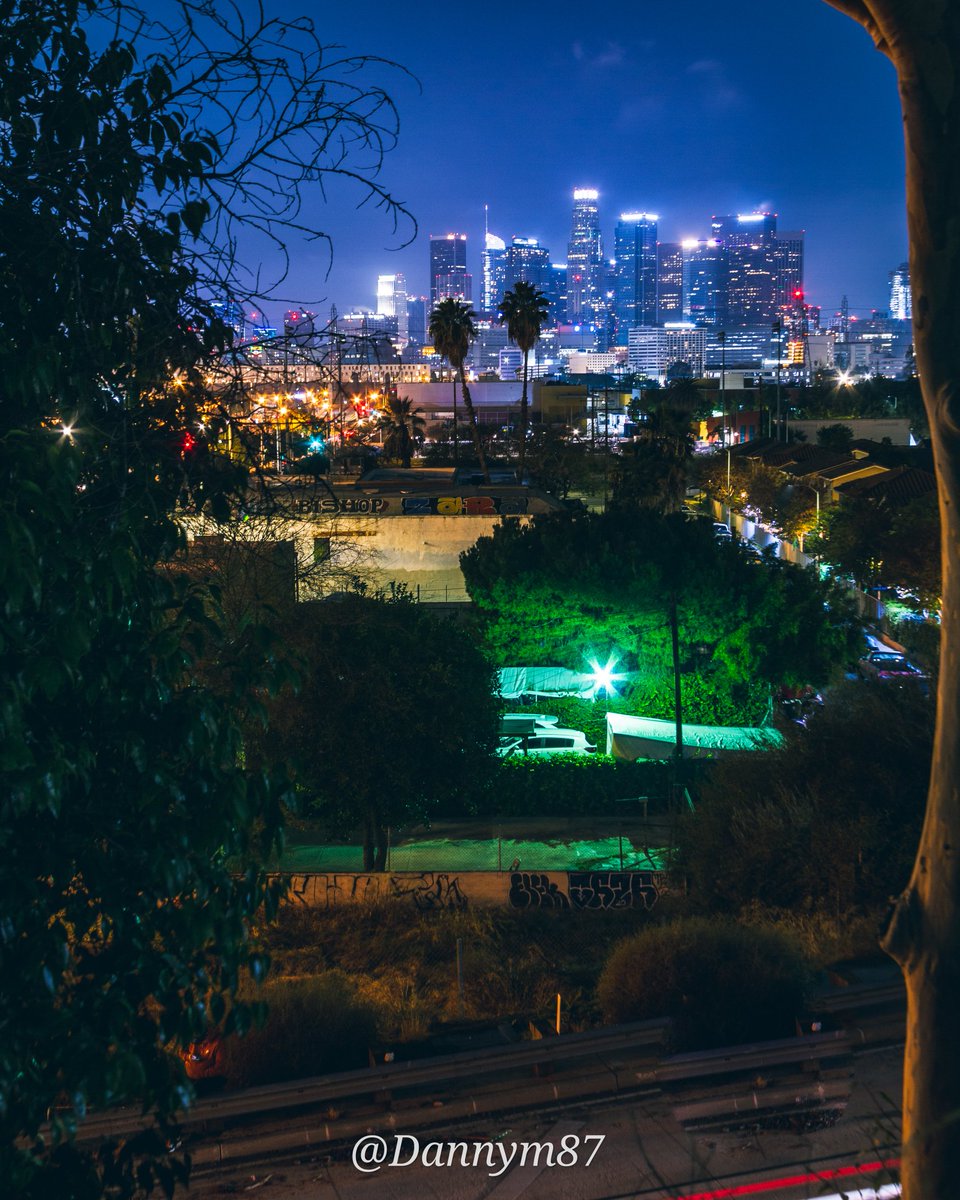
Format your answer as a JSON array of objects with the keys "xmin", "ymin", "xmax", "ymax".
[
  {"xmin": 376, "ymin": 272, "xmax": 409, "ymax": 345},
  {"xmin": 429, "ymin": 233, "xmax": 471, "ymax": 308},
  {"xmin": 481, "ymin": 206, "xmax": 507, "ymax": 311},
  {"xmin": 613, "ymin": 212, "xmax": 658, "ymax": 342},
  {"xmin": 709, "ymin": 213, "xmax": 803, "ymax": 327},
  {"xmin": 889, "ymin": 262, "xmax": 911, "ymax": 320},
  {"xmin": 566, "ymin": 188, "xmax": 604, "ymax": 324}
]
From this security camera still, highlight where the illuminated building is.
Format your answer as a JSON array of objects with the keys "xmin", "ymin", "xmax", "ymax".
[
  {"xmin": 656, "ymin": 242, "xmax": 684, "ymax": 324},
  {"xmin": 406, "ymin": 295, "xmax": 428, "ymax": 349},
  {"xmin": 429, "ymin": 233, "xmax": 471, "ymax": 307},
  {"xmin": 683, "ymin": 238, "xmax": 723, "ymax": 326},
  {"xmin": 627, "ymin": 324, "xmax": 705, "ymax": 380},
  {"xmin": 481, "ymin": 208, "xmax": 506, "ymax": 311},
  {"xmin": 210, "ymin": 300, "xmax": 246, "ymax": 344},
  {"xmin": 566, "ymin": 188, "xmax": 605, "ymax": 325},
  {"xmin": 889, "ymin": 262, "xmax": 912, "ymax": 320},
  {"xmin": 376, "ymin": 273, "xmax": 409, "ymax": 346},
  {"xmin": 613, "ymin": 212, "xmax": 658, "ymax": 343},
  {"xmin": 501, "ymin": 237, "xmax": 553, "ymax": 298},
  {"xmin": 709, "ymin": 213, "xmax": 805, "ymax": 326}
]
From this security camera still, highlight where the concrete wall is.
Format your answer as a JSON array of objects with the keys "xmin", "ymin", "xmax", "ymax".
[
  {"xmin": 274, "ymin": 870, "xmax": 666, "ymax": 912},
  {"xmin": 183, "ymin": 512, "xmax": 522, "ymax": 602},
  {"xmin": 785, "ymin": 418, "xmax": 912, "ymax": 446}
]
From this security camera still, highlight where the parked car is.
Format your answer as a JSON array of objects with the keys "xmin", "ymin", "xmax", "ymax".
[
  {"xmin": 500, "ymin": 728, "xmax": 598, "ymax": 757},
  {"xmin": 500, "ymin": 712, "xmax": 560, "ymax": 737},
  {"xmin": 857, "ymin": 649, "xmax": 927, "ymax": 685},
  {"xmin": 776, "ymin": 684, "xmax": 824, "ymax": 727},
  {"xmin": 713, "ymin": 521, "xmax": 733, "ymax": 540}
]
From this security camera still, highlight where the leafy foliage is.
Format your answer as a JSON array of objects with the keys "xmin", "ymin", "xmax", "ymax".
[
  {"xmin": 376, "ymin": 393, "xmax": 425, "ymax": 468},
  {"xmin": 461, "ymin": 512, "xmax": 858, "ymax": 724},
  {"xmin": 672, "ymin": 683, "xmax": 931, "ymax": 914},
  {"xmin": 482, "ymin": 757, "xmax": 676, "ymax": 819},
  {"xmin": 217, "ymin": 974, "xmax": 378, "ymax": 1088},
  {"xmin": 598, "ymin": 918, "xmax": 808, "ymax": 1051},
  {"xmin": 0, "ymin": 0, "xmax": 411, "ymax": 1192},
  {"xmin": 811, "ymin": 493, "xmax": 940, "ymax": 606},
  {"xmin": 428, "ymin": 298, "xmax": 489, "ymax": 480},
  {"xmin": 261, "ymin": 595, "xmax": 501, "ymax": 868},
  {"xmin": 498, "ymin": 281, "xmax": 550, "ymax": 476}
]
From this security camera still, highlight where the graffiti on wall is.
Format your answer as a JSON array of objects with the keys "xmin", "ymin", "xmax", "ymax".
[
  {"xmin": 280, "ymin": 872, "xmax": 468, "ymax": 911},
  {"xmin": 274, "ymin": 869, "xmax": 663, "ymax": 912},
  {"xmin": 509, "ymin": 871, "xmax": 663, "ymax": 911}
]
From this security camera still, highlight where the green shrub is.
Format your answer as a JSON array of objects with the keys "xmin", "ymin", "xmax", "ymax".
[
  {"xmin": 220, "ymin": 973, "xmax": 378, "ymax": 1087},
  {"xmin": 597, "ymin": 918, "xmax": 808, "ymax": 1051},
  {"xmin": 482, "ymin": 755, "xmax": 676, "ymax": 818}
]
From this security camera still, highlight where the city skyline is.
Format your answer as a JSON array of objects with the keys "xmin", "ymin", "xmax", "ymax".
[{"xmin": 238, "ymin": 0, "xmax": 908, "ymax": 323}]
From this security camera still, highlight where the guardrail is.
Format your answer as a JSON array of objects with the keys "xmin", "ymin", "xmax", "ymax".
[
  {"xmin": 67, "ymin": 999, "xmax": 904, "ymax": 1168},
  {"xmin": 73, "ymin": 1017, "xmax": 672, "ymax": 1146}
]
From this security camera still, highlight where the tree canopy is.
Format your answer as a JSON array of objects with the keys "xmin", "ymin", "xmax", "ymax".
[
  {"xmin": 0, "ymin": 0, "xmax": 410, "ymax": 1192},
  {"xmin": 461, "ymin": 511, "xmax": 859, "ymax": 725},
  {"xmin": 261, "ymin": 595, "xmax": 501, "ymax": 870}
]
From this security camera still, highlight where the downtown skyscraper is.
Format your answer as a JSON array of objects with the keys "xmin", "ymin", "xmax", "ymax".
[
  {"xmin": 566, "ymin": 188, "xmax": 605, "ymax": 324},
  {"xmin": 429, "ymin": 233, "xmax": 472, "ymax": 308},
  {"xmin": 613, "ymin": 212, "xmax": 658, "ymax": 342},
  {"xmin": 709, "ymin": 213, "xmax": 805, "ymax": 325}
]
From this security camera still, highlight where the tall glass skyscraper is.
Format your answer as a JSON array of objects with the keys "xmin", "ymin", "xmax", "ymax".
[
  {"xmin": 683, "ymin": 238, "xmax": 723, "ymax": 326},
  {"xmin": 566, "ymin": 188, "xmax": 604, "ymax": 324},
  {"xmin": 613, "ymin": 212, "xmax": 658, "ymax": 343},
  {"xmin": 708, "ymin": 213, "xmax": 803, "ymax": 326},
  {"xmin": 502, "ymin": 237, "xmax": 553, "ymax": 298},
  {"xmin": 889, "ymin": 262, "xmax": 912, "ymax": 320},
  {"xmin": 376, "ymin": 273, "xmax": 408, "ymax": 346},
  {"xmin": 481, "ymin": 228, "xmax": 506, "ymax": 312},
  {"xmin": 656, "ymin": 242, "xmax": 684, "ymax": 323},
  {"xmin": 429, "ymin": 233, "xmax": 471, "ymax": 308}
]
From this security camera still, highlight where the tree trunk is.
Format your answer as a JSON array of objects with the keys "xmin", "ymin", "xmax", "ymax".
[
  {"xmin": 824, "ymin": 4, "xmax": 960, "ymax": 1194},
  {"xmin": 518, "ymin": 351, "xmax": 529, "ymax": 482},
  {"xmin": 457, "ymin": 365, "xmax": 490, "ymax": 482}
]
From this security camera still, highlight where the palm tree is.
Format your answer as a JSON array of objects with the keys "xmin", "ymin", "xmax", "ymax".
[
  {"xmin": 428, "ymin": 298, "xmax": 489, "ymax": 482},
  {"xmin": 499, "ymin": 281, "xmax": 550, "ymax": 480},
  {"xmin": 377, "ymin": 393, "xmax": 425, "ymax": 468}
]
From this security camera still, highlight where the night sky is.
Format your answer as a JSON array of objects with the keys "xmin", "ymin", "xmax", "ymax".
[{"xmin": 248, "ymin": 0, "xmax": 907, "ymax": 323}]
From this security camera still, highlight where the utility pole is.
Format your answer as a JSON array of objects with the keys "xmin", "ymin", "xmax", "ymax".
[{"xmin": 718, "ymin": 330, "xmax": 727, "ymax": 449}]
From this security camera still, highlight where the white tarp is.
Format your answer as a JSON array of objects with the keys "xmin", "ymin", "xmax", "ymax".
[
  {"xmin": 605, "ymin": 710, "xmax": 783, "ymax": 761},
  {"xmin": 497, "ymin": 666, "xmax": 600, "ymax": 699}
]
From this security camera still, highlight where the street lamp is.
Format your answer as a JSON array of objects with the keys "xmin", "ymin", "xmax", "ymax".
[{"xmin": 796, "ymin": 481, "xmax": 821, "ymax": 555}]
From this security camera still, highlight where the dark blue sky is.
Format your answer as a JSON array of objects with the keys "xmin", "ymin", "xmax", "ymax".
[{"xmin": 253, "ymin": 0, "xmax": 906, "ymax": 322}]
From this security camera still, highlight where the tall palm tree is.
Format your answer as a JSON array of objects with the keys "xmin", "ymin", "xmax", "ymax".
[
  {"xmin": 499, "ymin": 281, "xmax": 550, "ymax": 480},
  {"xmin": 428, "ymin": 298, "xmax": 489, "ymax": 482},
  {"xmin": 377, "ymin": 393, "xmax": 425, "ymax": 468}
]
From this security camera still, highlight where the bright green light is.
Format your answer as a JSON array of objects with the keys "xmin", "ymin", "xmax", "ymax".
[{"xmin": 588, "ymin": 655, "xmax": 624, "ymax": 699}]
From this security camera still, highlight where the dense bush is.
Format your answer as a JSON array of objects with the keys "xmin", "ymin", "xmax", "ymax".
[
  {"xmin": 671, "ymin": 682, "xmax": 931, "ymax": 915},
  {"xmin": 219, "ymin": 974, "xmax": 378, "ymax": 1088},
  {"xmin": 483, "ymin": 755, "xmax": 676, "ymax": 818},
  {"xmin": 597, "ymin": 918, "xmax": 808, "ymax": 1051}
]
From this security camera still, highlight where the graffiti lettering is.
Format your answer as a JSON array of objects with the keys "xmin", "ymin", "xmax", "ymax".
[
  {"xmin": 399, "ymin": 496, "xmax": 529, "ymax": 516},
  {"xmin": 567, "ymin": 871, "xmax": 661, "ymax": 911},
  {"xmin": 509, "ymin": 872, "xmax": 570, "ymax": 910},
  {"xmin": 389, "ymin": 873, "xmax": 468, "ymax": 911}
]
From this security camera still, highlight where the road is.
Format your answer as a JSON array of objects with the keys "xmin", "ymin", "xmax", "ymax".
[{"xmin": 183, "ymin": 1045, "xmax": 902, "ymax": 1200}]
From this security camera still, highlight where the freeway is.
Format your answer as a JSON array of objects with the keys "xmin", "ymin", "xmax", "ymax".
[{"xmin": 182, "ymin": 1044, "xmax": 902, "ymax": 1200}]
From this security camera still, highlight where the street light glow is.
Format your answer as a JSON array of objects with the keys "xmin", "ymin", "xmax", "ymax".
[{"xmin": 587, "ymin": 655, "xmax": 624, "ymax": 699}]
